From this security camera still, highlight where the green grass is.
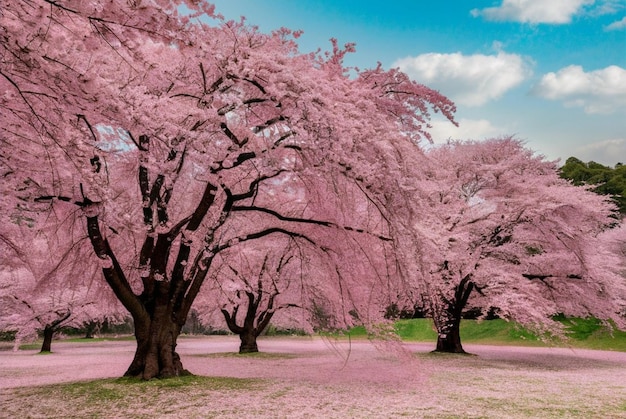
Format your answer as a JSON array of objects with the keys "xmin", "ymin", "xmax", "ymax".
[
  {"xmin": 391, "ymin": 318, "xmax": 542, "ymax": 346},
  {"xmin": 18, "ymin": 335, "xmax": 135, "ymax": 350},
  {"xmin": 459, "ymin": 319, "xmax": 542, "ymax": 345},
  {"xmin": 555, "ymin": 316, "xmax": 626, "ymax": 351},
  {"xmin": 57, "ymin": 375, "xmax": 261, "ymax": 400},
  {"xmin": 344, "ymin": 318, "xmax": 626, "ymax": 351},
  {"xmin": 17, "ymin": 318, "xmax": 626, "ymax": 352},
  {"xmin": 194, "ymin": 351, "xmax": 297, "ymax": 359},
  {"xmin": 394, "ymin": 319, "xmax": 438, "ymax": 341},
  {"xmin": 3, "ymin": 375, "xmax": 264, "ymax": 418}
]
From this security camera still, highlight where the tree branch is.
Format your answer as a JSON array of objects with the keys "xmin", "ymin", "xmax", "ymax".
[
  {"xmin": 232, "ymin": 205, "xmax": 392, "ymax": 241},
  {"xmin": 85, "ymin": 216, "xmax": 145, "ymax": 319},
  {"xmin": 187, "ymin": 182, "xmax": 219, "ymax": 231},
  {"xmin": 221, "ymin": 308, "xmax": 243, "ymax": 334}
]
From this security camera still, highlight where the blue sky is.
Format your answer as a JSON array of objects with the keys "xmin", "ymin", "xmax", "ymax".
[{"xmin": 208, "ymin": 0, "xmax": 626, "ymax": 166}]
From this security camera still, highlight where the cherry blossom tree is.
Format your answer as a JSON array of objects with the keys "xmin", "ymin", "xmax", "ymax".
[
  {"xmin": 198, "ymin": 219, "xmax": 399, "ymax": 353},
  {"xmin": 1, "ymin": 1, "xmax": 455, "ymax": 378},
  {"xmin": 395, "ymin": 138, "xmax": 626, "ymax": 353},
  {"xmin": 0, "ymin": 226, "xmax": 123, "ymax": 353},
  {"xmin": 0, "ymin": 269, "xmax": 100, "ymax": 353},
  {"xmin": 202, "ymin": 238, "xmax": 307, "ymax": 353}
]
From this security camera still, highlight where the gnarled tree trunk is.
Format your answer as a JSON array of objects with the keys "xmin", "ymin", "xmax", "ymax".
[
  {"xmin": 221, "ymin": 291, "xmax": 275, "ymax": 354},
  {"xmin": 40, "ymin": 311, "xmax": 71, "ymax": 353},
  {"xmin": 125, "ymin": 306, "xmax": 188, "ymax": 378},
  {"xmin": 238, "ymin": 328, "xmax": 260, "ymax": 354},
  {"xmin": 118, "ymin": 280, "xmax": 188, "ymax": 378},
  {"xmin": 40, "ymin": 325, "xmax": 55, "ymax": 353},
  {"xmin": 435, "ymin": 314, "xmax": 465, "ymax": 353},
  {"xmin": 86, "ymin": 213, "xmax": 207, "ymax": 379},
  {"xmin": 432, "ymin": 273, "xmax": 474, "ymax": 354}
]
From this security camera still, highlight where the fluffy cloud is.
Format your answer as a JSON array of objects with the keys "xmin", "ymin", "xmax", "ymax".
[
  {"xmin": 471, "ymin": 0, "xmax": 593, "ymax": 24},
  {"xmin": 532, "ymin": 65, "xmax": 626, "ymax": 114},
  {"xmin": 393, "ymin": 51, "xmax": 532, "ymax": 107},
  {"xmin": 574, "ymin": 138, "xmax": 626, "ymax": 165},
  {"xmin": 428, "ymin": 118, "xmax": 506, "ymax": 143},
  {"xmin": 605, "ymin": 16, "xmax": 626, "ymax": 30}
]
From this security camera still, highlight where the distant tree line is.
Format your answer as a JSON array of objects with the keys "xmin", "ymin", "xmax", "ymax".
[{"xmin": 560, "ymin": 158, "xmax": 626, "ymax": 215}]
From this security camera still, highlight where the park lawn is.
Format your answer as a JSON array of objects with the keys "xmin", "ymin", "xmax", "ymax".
[
  {"xmin": 17, "ymin": 335, "xmax": 135, "ymax": 351},
  {"xmin": 347, "ymin": 317, "xmax": 626, "ymax": 351},
  {"xmin": 14, "ymin": 317, "xmax": 626, "ymax": 352}
]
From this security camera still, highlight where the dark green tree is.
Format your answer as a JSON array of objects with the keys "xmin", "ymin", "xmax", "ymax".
[{"xmin": 560, "ymin": 158, "xmax": 626, "ymax": 215}]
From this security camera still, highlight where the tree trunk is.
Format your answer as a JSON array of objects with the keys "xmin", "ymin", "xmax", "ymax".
[
  {"xmin": 432, "ymin": 273, "xmax": 474, "ymax": 354},
  {"xmin": 221, "ymin": 291, "xmax": 265, "ymax": 354},
  {"xmin": 40, "ymin": 311, "xmax": 72, "ymax": 353},
  {"xmin": 84, "ymin": 321, "xmax": 99, "ymax": 339},
  {"xmin": 124, "ymin": 286, "xmax": 190, "ymax": 379},
  {"xmin": 82, "ymin": 148, "xmax": 220, "ymax": 379},
  {"xmin": 434, "ymin": 315, "xmax": 466, "ymax": 353},
  {"xmin": 238, "ymin": 328, "xmax": 259, "ymax": 353},
  {"xmin": 124, "ymin": 320, "xmax": 188, "ymax": 379},
  {"xmin": 40, "ymin": 326, "xmax": 54, "ymax": 353}
]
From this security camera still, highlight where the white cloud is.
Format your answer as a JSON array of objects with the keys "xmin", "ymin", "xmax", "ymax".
[
  {"xmin": 605, "ymin": 16, "xmax": 626, "ymax": 30},
  {"xmin": 592, "ymin": 0, "xmax": 626, "ymax": 17},
  {"xmin": 532, "ymin": 65, "xmax": 626, "ymax": 114},
  {"xmin": 393, "ymin": 51, "xmax": 532, "ymax": 107},
  {"xmin": 429, "ymin": 118, "xmax": 506, "ymax": 143},
  {"xmin": 574, "ymin": 138, "xmax": 626, "ymax": 165},
  {"xmin": 471, "ymin": 0, "xmax": 593, "ymax": 24}
]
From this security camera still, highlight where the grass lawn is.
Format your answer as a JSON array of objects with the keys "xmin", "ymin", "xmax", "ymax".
[
  {"xmin": 10, "ymin": 316, "xmax": 626, "ymax": 352},
  {"xmin": 346, "ymin": 317, "xmax": 626, "ymax": 351},
  {"xmin": 16, "ymin": 335, "xmax": 135, "ymax": 351}
]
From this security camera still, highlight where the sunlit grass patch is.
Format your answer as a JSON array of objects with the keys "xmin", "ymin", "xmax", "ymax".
[
  {"xmin": 18, "ymin": 335, "xmax": 135, "ymax": 351},
  {"xmin": 394, "ymin": 319, "xmax": 438, "ymax": 341},
  {"xmin": 60, "ymin": 375, "xmax": 262, "ymax": 399},
  {"xmin": 555, "ymin": 316, "xmax": 626, "ymax": 351},
  {"xmin": 348, "ymin": 318, "xmax": 626, "ymax": 351},
  {"xmin": 17, "ymin": 343, "xmax": 41, "ymax": 350},
  {"xmin": 192, "ymin": 351, "xmax": 297, "ymax": 359},
  {"xmin": 3, "ymin": 375, "xmax": 265, "ymax": 418}
]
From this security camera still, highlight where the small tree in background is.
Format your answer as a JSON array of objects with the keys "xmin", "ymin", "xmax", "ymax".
[
  {"xmin": 198, "ymin": 216, "xmax": 402, "ymax": 353},
  {"xmin": 212, "ymin": 241, "xmax": 302, "ymax": 353},
  {"xmin": 0, "ymin": 229, "xmax": 123, "ymax": 352},
  {"xmin": 1, "ymin": 278, "xmax": 94, "ymax": 353}
]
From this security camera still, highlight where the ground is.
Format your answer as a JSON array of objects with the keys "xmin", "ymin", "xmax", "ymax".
[{"xmin": 1, "ymin": 336, "xmax": 625, "ymax": 418}]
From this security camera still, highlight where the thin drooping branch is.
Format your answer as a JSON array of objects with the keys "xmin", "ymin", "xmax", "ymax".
[
  {"xmin": 229, "ymin": 170, "xmax": 287, "ymax": 202},
  {"xmin": 232, "ymin": 205, "xmax": 392, "ymax": 241},
  {"xmin": 47, "ymin": 310, "xmax": 72, "ymax": 330}
]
